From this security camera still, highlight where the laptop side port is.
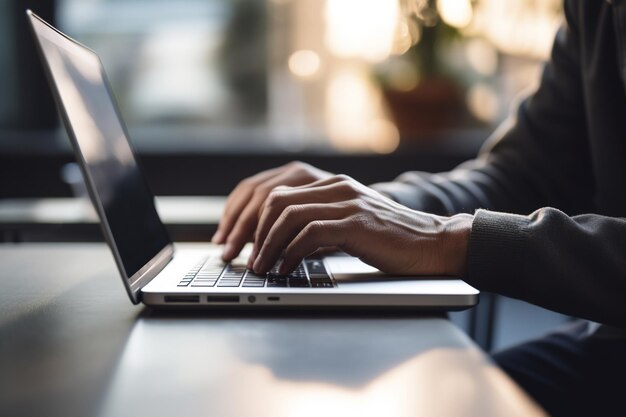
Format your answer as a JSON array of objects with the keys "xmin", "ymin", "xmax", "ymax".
[
  {"xmin": 267, "ymin": 296, "xmax": 280, "ymax": 302},
  {"xmin": 164, "ymin": 295, "xmax": 200, "ymax": 303},
  {"xmin": 206, "ymin": 295, "xmax": 240, "ymax": 303}
]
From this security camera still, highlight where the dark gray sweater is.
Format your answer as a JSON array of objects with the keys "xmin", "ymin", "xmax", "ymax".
[{"xmin": 373, "ymin": 0, "xmax": 626, "ymax": 329}]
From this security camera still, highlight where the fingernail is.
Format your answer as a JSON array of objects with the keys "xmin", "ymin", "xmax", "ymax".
[
  {"xmin": 278, "ymin": 261, "xmax": 288, "ymax": 275},
  {"xmin": 211, "ymin": 231, "xmax": 223, "ymax": 243},
  {"xmin": 252, "ymin": 258, "xmax": 263, "ymax": 274},
  {"xmin": 246, "ymin": 255, "xmax": 254, "ymax": 269}
]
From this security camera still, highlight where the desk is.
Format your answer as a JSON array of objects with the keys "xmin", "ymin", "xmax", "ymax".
[
  {"xmin": 0, "ymin": 243, "xmax": 546, "ymax": 417},
  {"xmin": 0, "ymin": 197, "xmax": 226, "ymax": 242},
  {"xmin": 0, "ymin": 197, "xmax": 500, "ymax": 352}
]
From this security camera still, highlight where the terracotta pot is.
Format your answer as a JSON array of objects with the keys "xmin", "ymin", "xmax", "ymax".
[{"xmin": 383, "ymin": 77, "xmax": 463, "ymax": 143}]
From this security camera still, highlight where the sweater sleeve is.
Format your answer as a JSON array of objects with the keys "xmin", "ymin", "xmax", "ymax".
[
  {"xmin": 371, "ymin": 2, "xmax": 626, "ymax": 327},
  {"xmin": 468, "ymin": 208, "xmax": 626, "ymax": 328}
]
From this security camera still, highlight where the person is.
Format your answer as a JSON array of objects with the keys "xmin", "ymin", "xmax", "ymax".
[{"xmin": 212, "ymin": 2, "xmax": 625, "ymax": 416}]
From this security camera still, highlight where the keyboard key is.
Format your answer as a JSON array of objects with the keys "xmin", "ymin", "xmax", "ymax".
[
  {"xmin": 243, "ymin": 277, "xmax": 265, "ymax": 282},
  {"xmin": 243, "ymin": 274, "xmax": 266, "ymax": 286},
  {"xmin": 267, "ymin": 276, "xmax": 287, "ymax": 287},
  {"xmin": 288, "ymin": 279, "xmax": 310, "ymax": 287},
  {"xmin": 310, "ymin": 276, "xmax": 332, "ymax": 284},
  {"xmin": 218, "ymin": 282, "xmax": 241, "ymax": 287},
  {"xmin": 243, "ymin": 281, "xmax": 265, "ymax": 287},
  {"xmin": 305, "ymin": 260, "xmax": 326, "ymax": 275},
  {"xmin": 180, "ymin": 257, "xmax": 333, "ymax": 290},
  {"xmin": 200, "ymin": 269, "xmax": 223, "ymax": 275},
  {"xmin": 312, "ymin": 281, "xmax": 333, "ymax": 288},
  {"xmin": 310, "ymin": 274, "xmax": 332, "ymax": 281}
]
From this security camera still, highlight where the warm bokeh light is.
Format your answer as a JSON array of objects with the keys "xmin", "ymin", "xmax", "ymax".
[
  {"xmin": 437, "ymin": 0, "xmax": 474, "ymax": 29},
  {"xmin": 468, "ymin": 0, "xmax": 561, "ymax": 59},
  {"xmin": 288, "ymin": 49, "xmax": 321, "ymax": 79},
  {"xmin": 326, "ymin": 69, "xmax": 372, "ymax": 150},
  {"xmin": 391, "ymin": 20, "xmax": 418, "ymax": 56},
  {"xmin": 465, "ymin": 38, "xmax": 498, "ymax": 76},
  {"xmin": 325, "ymin": 0, "xmax": 399, "ymax": 63},
  {"xmin": 52, "ymin": 0, "xmax": 563, "ymax": 154},
  {"xmin": 467, "ymin": 82, "xmax": 500, "ymax": 122},
  {"xmin": 369, "ymin": 119, "xmax": 400, "ymax": 154},
  {"xmin": 325, "ymin": 68, "xmax": 398, "ymax": 153}
]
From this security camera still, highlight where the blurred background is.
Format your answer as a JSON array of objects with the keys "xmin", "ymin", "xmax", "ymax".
[
  {"xmin": 1, "ymin": 0, "xmax": 563, "ymax": 195},
  {"xmin": 0, "ymin": 0, "xmax": 570, "ymax": 350},
  {"xmin": 49, "ymin": 0, "xmax": 561, "ymax": 152}
]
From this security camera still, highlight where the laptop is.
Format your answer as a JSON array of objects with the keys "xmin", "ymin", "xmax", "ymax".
[{"xmin": 27, "ymin": 10, "xmax": 478, "ymax": 310}]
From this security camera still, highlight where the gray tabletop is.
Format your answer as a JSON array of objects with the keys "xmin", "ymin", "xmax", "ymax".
[{"xmin": 0, "ymin": 243, "xmax": 547, "ymax": 417}]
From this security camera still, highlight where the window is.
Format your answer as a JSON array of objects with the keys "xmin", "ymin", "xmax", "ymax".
[
  {"xmin": 1, "ymin": 0, "xmax": 563, "ymax": 152},
  {"xmin": 53, "ymin": 0, "xmax": 562, "ymax": 154},
  {"xmin": 0, "ymin": 0, "xmax": 564, "ymax": 198}
]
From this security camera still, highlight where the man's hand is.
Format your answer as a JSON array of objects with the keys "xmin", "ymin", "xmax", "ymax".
[
  {"xmin": 247, "ymin": 175, "xmax": 473, "ymax": 277},
  {"xmin": 212, "ymin": 161, "xmax": 333, "ymax": 261}
]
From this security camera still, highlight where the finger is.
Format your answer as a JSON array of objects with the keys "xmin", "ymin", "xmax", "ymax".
[
  {"xmin": 251, "ymin": 182, "xmax": 360, "ymax": 265},
  {"xmin": 222, "ymin": 169, "xmax": 313, "ymax": 260},
  {"xmin": 212, "ymin": 167, "xmax": 283, "ymax": 243},
  {"xmin": 281, "ymin": 173, "xmax": 351, "ymax": 191},
  {"xmin": 278, "ymin": 220, "xmax": 347, "ymax": 274},
  {"xmin": 309, "ymin": 246, "xmax": 341, "ymax": 257},
  {"xmin": 255, "ymin": 177, "xmax": 359, "ymax": 246},
  {"xmin": 254, "ymin": 175, "xmax": 348, "ymax": 225},
  {"xmin": 249, "ymin": 245, "xmax": 340, "ymax": 269},
  {"xmin": 251, "ymin": 203, "xmax": 354, "ymax": 272}
]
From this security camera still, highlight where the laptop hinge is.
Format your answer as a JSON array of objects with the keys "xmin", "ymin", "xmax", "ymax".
[{"xmin": 128, "ymin": 244, "xmax": 174, "ymax": 303}]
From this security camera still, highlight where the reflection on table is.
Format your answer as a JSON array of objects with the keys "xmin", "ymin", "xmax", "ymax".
[{"xmin": 0, "ymin": 243, "xmax": 547, "ymax": 417}]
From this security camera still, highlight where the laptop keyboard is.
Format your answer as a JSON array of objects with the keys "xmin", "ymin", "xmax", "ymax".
[{"xmin": 177, "ymin": 257, "xmax": 335, "ymax": 289}]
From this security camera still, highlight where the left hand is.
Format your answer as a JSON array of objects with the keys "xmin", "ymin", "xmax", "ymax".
[{"xmin": 247, "ymin": 175, "xmax": 473, "ymax": 277}]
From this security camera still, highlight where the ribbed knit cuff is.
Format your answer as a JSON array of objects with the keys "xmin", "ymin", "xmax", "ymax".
[{"xmin": 467, "ymin": 209, "xmax": 530, "ymax": 293}]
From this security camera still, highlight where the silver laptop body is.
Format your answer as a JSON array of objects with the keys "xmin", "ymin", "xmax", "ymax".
[{"xmin": 28, "ymin": 10, "xmax": 478, "ymax": 310}]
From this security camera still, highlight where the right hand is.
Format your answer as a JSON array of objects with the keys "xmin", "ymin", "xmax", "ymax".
[{"xmin": 212, "ymin": 161, "xmax": 333, "ymax": 261}]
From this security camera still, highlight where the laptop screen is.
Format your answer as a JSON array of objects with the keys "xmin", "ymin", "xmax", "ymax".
[{"xmin": 30, "ymin": 14, "xmax": 171, "ymax": 279}]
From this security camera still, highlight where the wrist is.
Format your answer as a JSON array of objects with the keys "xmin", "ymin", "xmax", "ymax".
[{"xmin": 441, "ymin": 213, "xmax": 473, "ymax": 276}]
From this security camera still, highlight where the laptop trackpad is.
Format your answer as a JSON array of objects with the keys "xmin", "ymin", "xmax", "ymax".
[{"xmin": 325, "ymin": 256, "xmax": 391, "ymax": 282}]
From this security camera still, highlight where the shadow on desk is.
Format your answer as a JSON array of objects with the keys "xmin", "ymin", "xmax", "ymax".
[
  {"xmin": 0, "ymin": 298, "xmax": 546, "ymax": 417},
  {"xmin": 0, "ymin": 265, "xmax": 140, "ymax": 417},
  {"xmin": 94, "ymin": 310, "xmax": 547, "ymax": 417},
  {"xmin": 139, "ymin": 309, "xmax": 453, "ymax": 388},
  {"xmin": 0, "ymin": 243, "xmax": 547, "ymax": 417}
]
